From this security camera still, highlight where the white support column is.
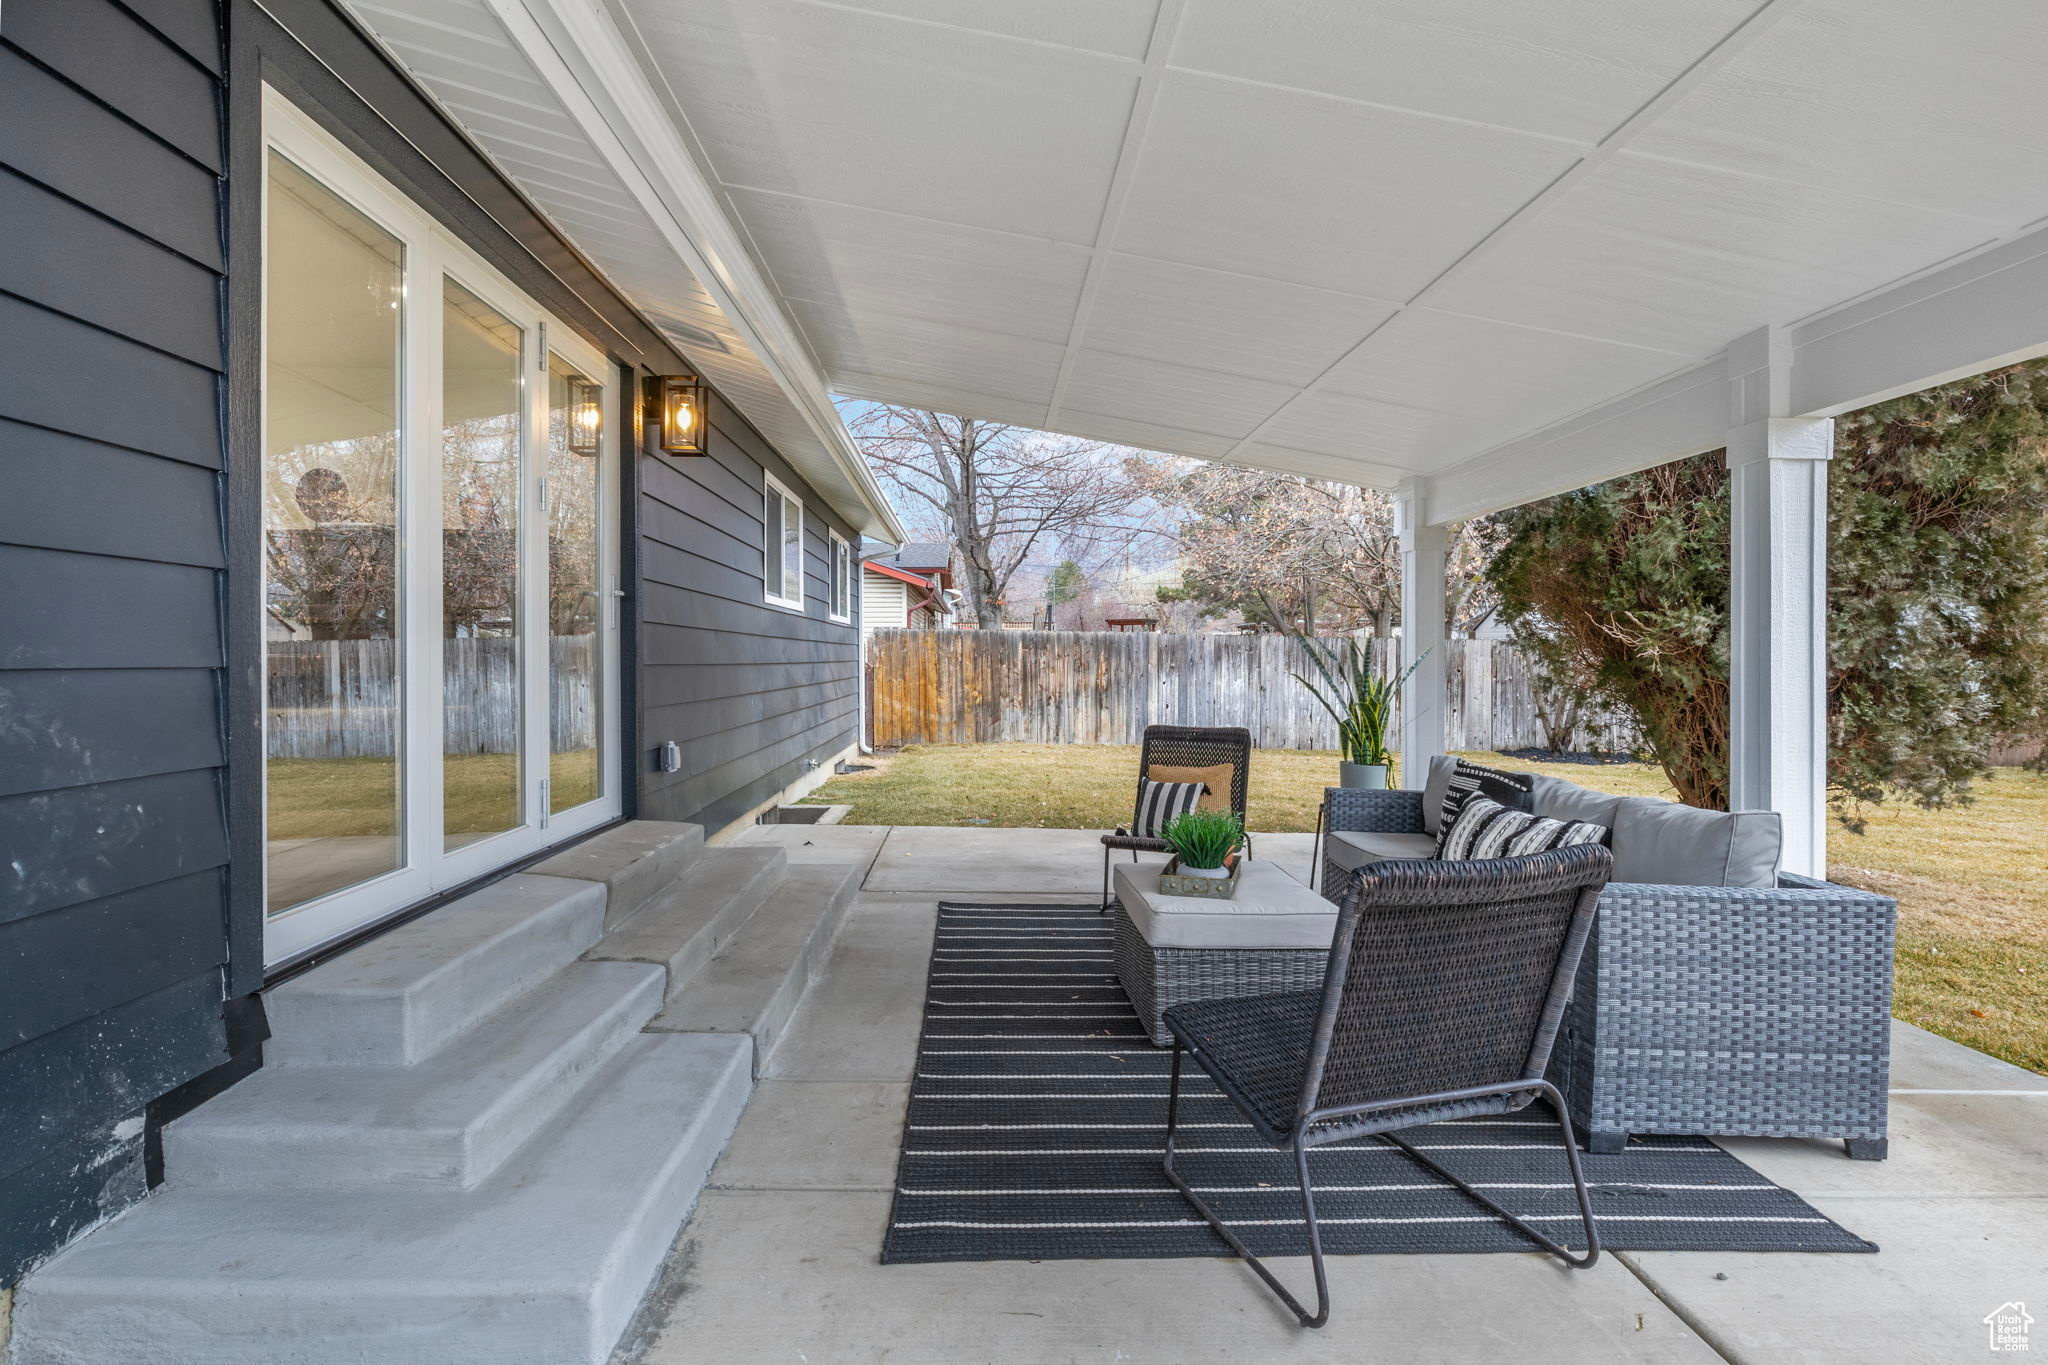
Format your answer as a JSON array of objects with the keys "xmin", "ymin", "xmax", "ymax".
[
  {"xmin": 1726, "ymin": 327, "xmax": 1832, "ymax": 878},
  {"xmin": 1394, "ymin": 478, "xmax": 1447, "ymax": 789}
]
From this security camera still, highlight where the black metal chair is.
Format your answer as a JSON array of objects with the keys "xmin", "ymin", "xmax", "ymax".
[
  {"xmin": 1160, "ymin": 844, "xmax": 1614, "ymax": 1327},
  {"xmin": 1099, "ymin": 725, "xmax": 1253, "ymax": 912}
]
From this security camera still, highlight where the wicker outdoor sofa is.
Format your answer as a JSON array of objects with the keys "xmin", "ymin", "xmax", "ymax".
[{"xmin": 1318, "ymin": 762, "xmax": 1898, "ymax": 1159}]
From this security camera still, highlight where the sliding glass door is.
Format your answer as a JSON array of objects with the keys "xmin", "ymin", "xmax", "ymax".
[
  {"xmin": 439, "ymin": 280, "xmax": 526, "ymax": 852},
  {"xmin": 546, "ymin": 358, "xmax": 608, "ymax": 817},
  {"xmin": 261, "ymin": 152, "xmax": 407, "ymax": 914},
  {"xmin": 262, "ymin": 92, "xmax": 620, "ymax": 965}
]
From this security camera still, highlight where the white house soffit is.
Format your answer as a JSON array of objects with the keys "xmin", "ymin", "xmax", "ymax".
[
  {"xmin": 1209, "ymin": 0, "xmax": 1806, "ymax": 473},
  {"xmin": 343, "ymin": 0, "xmax": 904, "ymax": 539},
  {"xmin": 583, "ymin": 0, "xmax": 1807, "ymax": 489},
  {"xmin": 587, "ymin": 0, "xmax": 2048, "ymax": 507}
]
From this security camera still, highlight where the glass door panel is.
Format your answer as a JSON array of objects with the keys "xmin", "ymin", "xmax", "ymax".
[
  {"xmin": 545, "ymin": 359, "xmax": 603, "ymax": 813},
  {"xmin": 262, "ymin": 152, "xmax": 406, "ymax": 915},
  {"xmin": 440, "ymin": 279, "xmax": 525, "ymax": 849},
  {"xmin": 263, "ymin": 86, "xmax": 623, "ymax": 964}
]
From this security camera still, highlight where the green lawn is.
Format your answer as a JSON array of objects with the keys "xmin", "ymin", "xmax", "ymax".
[{"xmin": 806, "ymin": 743, "xmax": 2048, "ymax": 1074}]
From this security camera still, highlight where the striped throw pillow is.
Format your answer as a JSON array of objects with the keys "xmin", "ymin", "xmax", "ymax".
[
  {"xmin": 1439, "ymin": 759, "xmax": 1534, "ymax": 832},
  {"xmin": 1133, "ymin": 780, "xmax": 1205, "ymax": 838},
  {"xmin": 1437, "ymin": 794, "xmax": 1607, "ymax": 862}
]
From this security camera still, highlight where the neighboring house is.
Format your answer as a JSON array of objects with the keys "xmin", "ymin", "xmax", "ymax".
[
  {"xmin": 861, "ymin": 558, "xmax": 953, "ymax": 634},
  {"xmin": 0, "ymin": 0, "xmax": 899, "ymax": 1349},
  {"xmin": 860, "ymin": 541, "xmax": 957, "ymax": 633},
  {"xmin": 864, "ymin": 541, "xmax": 956, "ymax": 591}
]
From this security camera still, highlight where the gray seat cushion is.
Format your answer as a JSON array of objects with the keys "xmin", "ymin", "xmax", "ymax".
[
  {"xmin": 1529, "ymin": 774, "xmax": 1626, "ymax": 831},
  {"xmin": 1609, "ymin": 799, "xmax": 1783, "ymax": 888},
  {"xmin": 1326, "ymin": 829, "xmax": 1439, "ymax": 873},
  {"xmin": 1112, "ymin": 859, "xmax": 1336, "ymax": 949}
]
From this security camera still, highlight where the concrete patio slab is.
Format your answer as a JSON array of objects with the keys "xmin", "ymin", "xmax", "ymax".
[
  {"xmin": 862, "ymin": 826, "xmax": 1161, "ymax": 894},
  {"xmin": 1713, "ymin": 1091, "xmax": 2048, "ymax": 1199},
  {"xmin": 731, "ymin": 824, "xmax": 890, "ymax": 881},
  {"xmin": 643, "ymin": 1188, "xmax": 1722, "ymax": 1365},
  {"xmin": 861, "ymin": 827, "xmax": 1316, "ymax": 893},
  {"xmin": 763, "ymin": 899, "xmax": 935, "ymax": 1082},
  {"xmin": 1887, "ymin": 1019, "xmax": 2048, "ymax": 1093},
  {"xmin": 1621, "ymin": 1194, "xmax": 2048, "ymax": 1365},
  {"xmin": 707, "ymin": 1081, "xmax": 906, "ymax": 1192},
  {"xmin": 614, "ymin": 830, "xmax": 2044, "ymax": 1365}
]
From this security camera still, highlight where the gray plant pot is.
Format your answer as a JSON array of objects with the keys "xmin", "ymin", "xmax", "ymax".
[{"xmin": 1339, "ymin": 761, "xmax": 1390, "ymax": 790}]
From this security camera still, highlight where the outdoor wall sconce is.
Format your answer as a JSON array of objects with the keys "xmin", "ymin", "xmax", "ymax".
[
  {"xmin": 567, "ymin": 377, "xmax": 603, "ymax": 456},
  {"xmin": 643, "ymin": 373, "xmax": 706, "ymax": 455}
]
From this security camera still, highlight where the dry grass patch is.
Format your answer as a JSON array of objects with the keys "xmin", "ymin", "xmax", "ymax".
[
  {"xmin": 809, "ymin": 742, "xmax": 2047, "ymax": 1074},
  {"xmin": 806, "ymin": 743, "xmax": 1339, "ymax": 833}
]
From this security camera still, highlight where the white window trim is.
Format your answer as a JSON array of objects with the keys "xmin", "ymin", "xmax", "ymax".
[
  {"xmin": 827, "ymin": 529, "xmax": 852, "ymax": 623},
  {"xmin": 763, "ymin": 470, "xmax": 806, "ymax": 612}
]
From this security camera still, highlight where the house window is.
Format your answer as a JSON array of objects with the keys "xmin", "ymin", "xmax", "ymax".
[
  {"xmin": 828, "ymin": 530, "xmax": 852, "ymax": 622},
  {"xmin": 764, "ymin": 471, "xmax": 804, "ymax": 610}
]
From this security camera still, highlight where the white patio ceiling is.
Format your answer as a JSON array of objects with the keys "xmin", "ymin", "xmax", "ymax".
[{"xmin": 349, "ymin": 0, "xmax": 2048, "ymax": 526}]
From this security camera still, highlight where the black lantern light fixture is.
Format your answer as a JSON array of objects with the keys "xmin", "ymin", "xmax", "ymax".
[
  {"xmin": 567, "ymin": 376, "xmax": 603, "ymax": 456},
  {"xmin": 643, "ymin": 373, "xmax": 706, "ymax": 456}
]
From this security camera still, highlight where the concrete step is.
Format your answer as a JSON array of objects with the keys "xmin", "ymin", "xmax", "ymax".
[
  {"xmin": 530, "ymin": 820, "xmax": 706, "ymax": 928},
  {"xmin": 585, "ymin": 845, "xmax": 786, "ymax": 987},
  {"xmin": 649, "ymin": 862, "xmax": 860, "ymax": 1076},
  {"xmin": 11, "ymin": 1032, "xmax": 753, "ymax": 1365},
  {"xmin": 163, "ymin": 960, "xmax": 665, "ymax": 1190},
  {"xmin": 266, "ymin": 874, "xmax": 607, "ymax": 1067}
]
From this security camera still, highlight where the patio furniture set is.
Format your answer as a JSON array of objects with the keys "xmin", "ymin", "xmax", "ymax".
[{"xmin": 1097, "ymin": 724, "xmax": 1898, "ymax": 1326}]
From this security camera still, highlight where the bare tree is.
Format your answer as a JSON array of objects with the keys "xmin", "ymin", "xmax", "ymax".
[
  {"xmin": 1143, "ymin": 462, "xmax": 1501, "ymax": 636},
  {"xmin": 846, "ymin": 405, "xmax": 1160, "ymax": 629}
]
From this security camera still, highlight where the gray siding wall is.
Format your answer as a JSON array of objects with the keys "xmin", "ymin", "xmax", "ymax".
[
  {"xmin": 0, "ymin": 0, "xmax": 231, "ymax": 1284},
  {"xmin": 0, "ymin": 0, "xmax": 874, "ymax": 1286},
  {"xmin": 638, "ymin": 392, "xmax": 862, "ymax": 834}
]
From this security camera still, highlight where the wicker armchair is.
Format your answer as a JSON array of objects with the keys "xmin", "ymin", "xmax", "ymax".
[
  {"xmin": 1321, "ymin": 787, "xmax": 1896, "ymax": 1160},
  {"xmin": 1162, "ymin": 846, "xmax": 1613, "ymax": 1328},
  {"xmin": 1099, "ymin": 725, "xmax": 1253, "ymax": 911}
]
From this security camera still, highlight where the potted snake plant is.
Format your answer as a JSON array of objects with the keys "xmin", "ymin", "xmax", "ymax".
[{"xmin": 1290, "ymin": 635, "xmax": 1421, "ymax": 790}]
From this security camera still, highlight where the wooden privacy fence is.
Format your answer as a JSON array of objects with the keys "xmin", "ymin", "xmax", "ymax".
[
  {"xmin": 266, "ymin": 637, "xmax": 596, "ymax": 758},
  {"xmin": 866, "ymin": 629, "xmax": 1640, "ymax": 753}
]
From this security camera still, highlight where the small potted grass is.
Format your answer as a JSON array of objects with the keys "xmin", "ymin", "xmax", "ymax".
[{"xmin": 1158, "ymin": 809, "xmax": 1246, "ymax": 898}]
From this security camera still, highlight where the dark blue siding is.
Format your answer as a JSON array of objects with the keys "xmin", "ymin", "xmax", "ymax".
[
  {"xmin": 0, "ymin": 0, "xmax": 230, "ymax": 1287},
  {"xmin": 636, "ymin": 392, "xmax": 863, "ymax": 835}
]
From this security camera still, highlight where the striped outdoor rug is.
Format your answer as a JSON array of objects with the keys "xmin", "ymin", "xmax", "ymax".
[{"xmin": 881, "ymin": 901, "xmax": 1875, "ymax": 1264}]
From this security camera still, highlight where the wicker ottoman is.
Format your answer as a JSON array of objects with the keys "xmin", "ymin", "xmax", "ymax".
[{"xmin": 1110, "ymin": 860, "xmax": 1336, "ymax": 1046}]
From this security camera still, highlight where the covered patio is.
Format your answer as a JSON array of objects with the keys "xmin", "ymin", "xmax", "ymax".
[
  {"xmin": 9, "ymin": 2, "xmax": 2045, "ymax": 1360},
  {"xmin": 323, "ymin": 3, "xmax": 2048, "ymax": 1352},
  {"xmin": 626, "ymin": 823, "xmax": 2046, "ymax": 1363},
  {"xmin": 349, "ymin": 0, "xmax": 2048, "ymax": 884}
]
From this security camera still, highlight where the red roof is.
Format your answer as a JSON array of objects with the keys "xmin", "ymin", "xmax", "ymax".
[
  {"xmin": 863, "ymin": 559, "xmax": 955, "ymax": 614},
  {"xmin": 862, "ymin": 559, "xmax": 934, "ymax": 589}
]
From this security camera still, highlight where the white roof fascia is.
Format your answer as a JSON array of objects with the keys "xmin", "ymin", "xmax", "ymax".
[
  {"xmin": 1788, "ymin": 217, "xmax": 2048, "ymax": 418},
  {"xmin": 1432, "ymin": 207, "xmax": 2048, "ymax": 526},
  {"xmin": 481, "ymin": 0, "xmax": 905, "ymax": 542},
  {"xmin": 1425, "ymin": 360, "xmax": 1727, "ymax": 526}
]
